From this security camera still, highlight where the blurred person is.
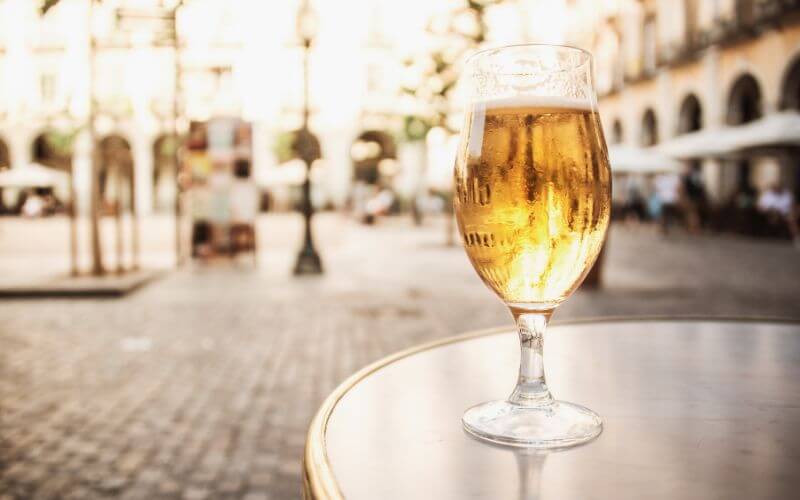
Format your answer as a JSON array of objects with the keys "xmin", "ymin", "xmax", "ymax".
[
  {"xmin": 208, "ymin": 162, "xmax": 232, "ymax": 253},
  {"xmin": 624, "ymin": 175, "xmax": 647, "ymax": 225},
  {"xmin": 351, "ymin": 181, "xmax": 378, "ymax": 224},
  {"xmin": 757, "ymin": 184, "xmax": 799, "ymax": 246},
  {"xmin": 727, "ymin": 179, "xmax": 759, "ymax": 236},
  {"xmin": 191, "ymin": 184, "xmax": 212, "ymax": 260},
  {"xmin": 682, "ymin": 164, "xmax": 708, "ymax": 234},
  {"xmin": 350, "ymin": 181, "xmax": 367, "ymax": 220},
  {"xmin": 646, "ymin": 182, "xmax": 661, "ymax": 223},
  {"xmin": 21, "ymin": 190, "xmax": 45, "ymax": 217},
  {"xmin": 654, "ymin": 172, "xmax": 682, "ymax": 235},
  {"xmin": 230, "ymin": 158, "xmax": 259, "ymax": 262},
  {"xmin": 735, "ymin": 184, "xmax": 757, "ymax": 211},
  {"xmin": 365, "ymin": 185, "xmax": 396, "ymax": 223}
]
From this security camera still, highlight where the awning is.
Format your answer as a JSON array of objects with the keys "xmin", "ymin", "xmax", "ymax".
[
  {"xmin": 656, "ymin": 129, "xmax": 735, "ymax": 159},
  {"xmin": 0, "ymin": 163, "xmax": 70, "ymax": 188},
  {"xmin": 607, "ymin": 145, "xmax": 683, "ymax": 174},
  {"xmin": 726, "ymin": 111, "xmax": 800, "ymax": 150},
  {"xmin": 657, "ymin": 111, "xmax": 800, "ymax": 159}
]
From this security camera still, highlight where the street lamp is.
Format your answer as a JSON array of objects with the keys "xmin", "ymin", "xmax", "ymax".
[{"xmin": 293, "ymin": 0, "xmax": 323, "ymax": 275}]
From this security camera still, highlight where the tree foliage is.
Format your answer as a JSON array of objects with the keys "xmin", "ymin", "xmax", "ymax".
[
  {"xmin": 400, "ymin": 0, "xmax": 500, "ymax": 140},
  {"xmin": 40, "ymin": 0, "xmax": 62, "ymax": 15}
]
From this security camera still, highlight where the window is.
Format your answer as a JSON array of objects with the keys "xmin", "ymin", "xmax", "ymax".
[
  {"xmin": 40, "ymin": 73, "xmax": 56, "ymax": 103},
  {"xmin": 366, "ymin": 63, "xmax": 382, "ymax": 94},
  {"xmin": 643, "ymin": 17, "xmax": 657, "ymax": 75}
]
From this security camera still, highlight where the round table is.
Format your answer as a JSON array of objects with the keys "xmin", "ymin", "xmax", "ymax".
[{"xmin": 304, "ymin": 319, "xmax": 800, "ymax": 500}]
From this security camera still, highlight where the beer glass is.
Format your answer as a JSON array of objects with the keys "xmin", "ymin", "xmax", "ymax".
[{"xmin": 454, "ymin": 44, "xmax": 611, "ymax": 447}]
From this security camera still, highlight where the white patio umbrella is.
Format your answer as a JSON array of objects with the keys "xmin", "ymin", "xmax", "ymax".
[
  {"xmin": 0, "ymin": 162, "xmax": 70, "ymax": 189},
  {"xmin": 657, "ymin": 111, "xmax": 800, "ymax": 159},
  {"xmin": 727, "ymin": 111, "xmax": 800, "ymax": 150},
  {"xmin": 656, "ymin": 129, "xmax": 737, "ymax": 159},
  {"xmin": 607, "ymin": 144, "xmax": 683, "ymax": 174}
]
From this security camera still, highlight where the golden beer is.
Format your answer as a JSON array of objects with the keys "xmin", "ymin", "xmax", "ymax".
[{"xmin": 454, "ymin": 98, "xmax": 611, "ymax": 306}]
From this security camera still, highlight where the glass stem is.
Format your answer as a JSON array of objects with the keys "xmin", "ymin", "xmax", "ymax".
[{"xmin": 508, "ymin": 311, "xmax": 554, "ymax": 407}]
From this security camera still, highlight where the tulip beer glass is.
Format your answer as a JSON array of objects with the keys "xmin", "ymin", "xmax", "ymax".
[{"xmin": 454, "ymin": 44, "xmax": 611, "ymax": 447}]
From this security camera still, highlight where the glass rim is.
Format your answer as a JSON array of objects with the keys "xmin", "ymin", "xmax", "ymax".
[{"xmin": 465, "ymin": 43, "xmax": 592, "ymax": 71}]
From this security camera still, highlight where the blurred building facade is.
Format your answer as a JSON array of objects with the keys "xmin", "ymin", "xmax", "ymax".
[
  {"xmin": 0, "ymin": 0, "xmax": 418, "ymax": 215},
  {"xmin": 570, "ymin": 0, "xmax": 800, "ymax": 202},
  {"xmin": 4, "ymin": 0, "xmax": 797, "ymax": 220},
  {"xmin": 0, "ymin": 0, "xmax": 588, "ymax": 218}
]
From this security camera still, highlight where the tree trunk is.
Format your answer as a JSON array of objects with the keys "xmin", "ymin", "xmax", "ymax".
[
  {"xmin": 68, "ymin": 163, "xmax": 79, "ymax": 276},
  {"xmin": 89, "ymin": 148, "xmax": 104, "ymax": 276},
  {"xmin": 88, "ymin": 0, "xmax": 104, "ymax": 276},
  {"xmin": 130, "ymin": 160, "xmax": 140, "ymax": 271},
  {"xmin": 115, "ymin": 164, "xmax": 125, "ymax": 274}
]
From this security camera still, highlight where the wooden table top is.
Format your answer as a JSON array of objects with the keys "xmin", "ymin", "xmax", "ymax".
[{"xmin": 304, "ymin": 319, "xmax": 800, "ymax": 500}]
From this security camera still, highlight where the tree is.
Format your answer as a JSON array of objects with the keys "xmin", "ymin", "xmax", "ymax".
[
  {"xmin": 40, "ymin": 0, "xmax": 60, "ymax": 15},
  {"xmin": 400, "ymin": 0, "xmax": 499, "ymax": 239},
  {"xmin": 42, "ymin": 0, "xmax": 106, "ymax": 275}
]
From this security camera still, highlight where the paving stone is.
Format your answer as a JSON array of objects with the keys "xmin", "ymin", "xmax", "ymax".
[
  {"xmin": 241, "ymin": 492, "xmax": 270, "ymax": 500},
  {"xmin": 181, "ymin": 487, "xmax": 210, "ymax": 500},
  {"xmin": 2, "ymin": 215, "xmax": 799, "ymax": 498}
]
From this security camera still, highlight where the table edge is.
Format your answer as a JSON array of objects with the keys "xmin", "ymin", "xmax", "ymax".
[{"xmin": 301, "ymin": 315, "xmax": 800, "ymax": 499}]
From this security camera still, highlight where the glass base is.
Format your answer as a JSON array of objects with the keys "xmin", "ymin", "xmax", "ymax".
[{"xmin": 463, "ymin": 399, "xmax": 602, "ymax": 448}]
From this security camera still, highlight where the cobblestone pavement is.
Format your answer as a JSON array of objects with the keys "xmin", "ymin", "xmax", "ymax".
[{"xmin": 1, "ymin": 214, "xmax": 799, "ymax": 499}]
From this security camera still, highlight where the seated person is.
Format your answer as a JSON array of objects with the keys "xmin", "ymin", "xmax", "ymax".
[
  {"xmin": 230, "ymin": 158, "xmax": 259, "ymax": 259},
  {"xmin": 757, "ymin": 184, "xmax": 799, "ymax": 246}
]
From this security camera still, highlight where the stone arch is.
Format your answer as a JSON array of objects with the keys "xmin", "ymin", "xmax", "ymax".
[
  {"xmin": 779, "ymin": 53, "xmax": 800, "ymax": 110},
  {"xmin": 98, "ymin": 134, "xmax": 138, "ymax": 272},
  {"xmin": 778, "ymin": 53, "xmax": 800, "ymax": 199},
  {"xmin": 152, "ymin": 134, "xmax": 177, "ymax": 212},
  {"xmin": 0, "ymin": 136, "xmax": 9, "ymax": 170},
  {"xmin": 31, "ymin": 131, "xmax": 73, "ymax": 171},
  {"xmin": 726, "ymin": 73, "xmax": 763, "ymax": 191},
  {"xmin": 351, "ymin": 130, "xmax": 397, "ymax": 185},
  {"xmin": 0, "ymin": 136, "xmax": 10, "ymax": 213},
  {"xmin": 726, "ymin": 73, "xmax": 762, "ymax": 126},
  {"xmin": 640, "ymin": 108, "xmax": 658, "ymax": 147},
  {"xmin": 611, "ymin": 119, "xmax": 623, "ymax": 144},
  {"xmin": 98, "ymin": 134, "xmax": 134, "ymax": 207},
  {"xmin": 677, "ymin": 93, "xmax": 703, "ymax": 134}
]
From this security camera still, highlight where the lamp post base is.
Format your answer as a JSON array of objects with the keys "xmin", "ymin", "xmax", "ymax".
[{"xmin": 293, "ymin": 246, "xmax": 323, "ymax": 275}]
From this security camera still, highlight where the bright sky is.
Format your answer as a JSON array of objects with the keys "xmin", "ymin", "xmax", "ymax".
[{"xmin": 1, "ymin": 0, "xmax": 572, "ymax": 130}]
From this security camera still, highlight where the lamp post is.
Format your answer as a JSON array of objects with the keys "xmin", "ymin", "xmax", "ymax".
[{"xmin": 293, "ymin": 0, "xmax": 323, "ymax": 275}]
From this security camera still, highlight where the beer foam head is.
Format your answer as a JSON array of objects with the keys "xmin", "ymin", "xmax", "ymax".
[{"xmin": 477, "ymin": 96, "xmax": 593, "ymax": 112}]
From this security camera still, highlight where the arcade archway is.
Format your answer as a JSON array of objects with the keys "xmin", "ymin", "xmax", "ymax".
[
  {"xmin": 727, "ymin": 74, "xmax": 762, "ymax": 192},
  {"xmin": 98, "ymin": 134, "xmax": 139, "ymax": 272},
  {"xmin": 781, "ymin": 56, "xmax": 800, "ymax": 111},
  {"xmin": 0, "ymin": 137, "xmax": 9, "ymax": 170},
  {"xmin": 30, "ymin": 131, "xmax": 78, "ymax": 274},
  {"xmin": 677, "ymin": 94, "xmax": 702, "ymax": 134},
  {"xmin": 351, "ymin": 130, "xmax": 397, "ymax": 185},
  {"xmin": 611, "ymin": 119, "xmax": 623, "ymax": 144},
  {"xmin": 640, "ymin": 108, "xmax": 658, "ymax": 146},
  {"xmin": 0, "ymin": 137, "xmax": 9, "ymax": 213},
  {"xmin": 153, "ymin": 134, "xmax": 178, "ymax": 212},
  {"xmin": 779, "ymin": 57, "xmax": 800, "ymax": 196}
]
